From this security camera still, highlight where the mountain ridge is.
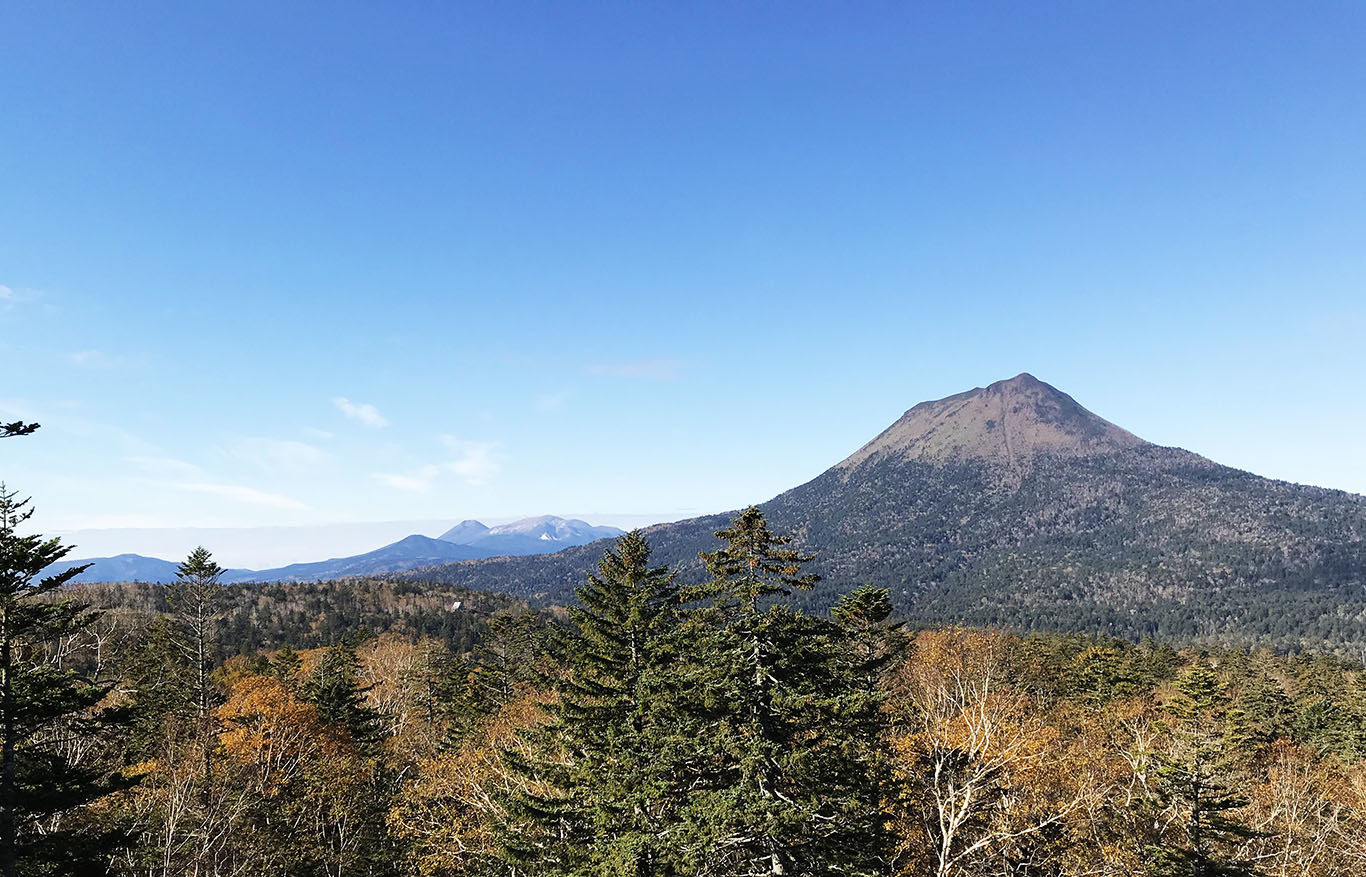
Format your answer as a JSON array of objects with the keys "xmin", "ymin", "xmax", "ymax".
[
  {"xmin": 406, "ymin": 375, "xmax": 1366, "ymax": 650},
  {"xmin": 45, "ymin": 515, "xmax": 627, "ymax": 584}
]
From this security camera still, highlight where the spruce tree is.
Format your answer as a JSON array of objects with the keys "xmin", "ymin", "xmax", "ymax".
[
  {"xmin": 1146, "ymin": 663, "xmax": 1259, "ymax": 877},
  {"xmin": 164, "ymin": 546, "xmax": 224, "ymax": 776},
  {"xmin": 0, "ymin": 486, "xmax": 132, "ymax": 876},
  {"xmin": 119, "ymin": 616, "xmax": 196, "ymax": 761},
  {"xmin": 503, "ymin": 531, "xmax": 680, "ymax": 874},
  {"xmin": 270, "ymin": 645, "xmax": 303, "ymax": 690},
  {"xmin": 672, "ymin": 508, "xmax": 888, "ymax": 876},
  {"xmin": 303, "ymin": 641, "xmax": 385, "ymax": 754}
]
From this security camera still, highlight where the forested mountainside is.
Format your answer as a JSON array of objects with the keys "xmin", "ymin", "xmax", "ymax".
[
  {"xmin": 72, "ymin": 576, "xmax": 525, "ymax": 656},
  {"xmin": 26, "ymin": 515, "xmax": 1366, "ymax": 876},
  {"xmin": 409, "ymin": 374, "xmax": 1366, "ymax": 650}
]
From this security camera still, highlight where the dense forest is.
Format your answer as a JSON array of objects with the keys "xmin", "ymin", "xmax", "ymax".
[{"xmin": 4, "ymin": 479, "xmax": 1366, "ymax": 875}]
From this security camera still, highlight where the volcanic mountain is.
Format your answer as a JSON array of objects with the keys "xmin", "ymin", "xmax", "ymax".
[{"xmin": 409, "ymin": 374, "xmax": 1366, "ymax": 649}]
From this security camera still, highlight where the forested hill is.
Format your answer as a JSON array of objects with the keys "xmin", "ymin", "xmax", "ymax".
[{"xmin": 407, "ymin": 374, "xmax": 1366, "ymax": 650}]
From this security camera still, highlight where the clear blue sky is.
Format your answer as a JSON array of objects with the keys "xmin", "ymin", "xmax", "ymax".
[{"xmin": 4, "ymin": 2, "xmax": 1364, "ymax": 540}]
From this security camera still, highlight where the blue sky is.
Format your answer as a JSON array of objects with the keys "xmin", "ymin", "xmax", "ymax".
[{"xmin": 3, "ymin": 2, "xmax": 1364, "ymax": 554}]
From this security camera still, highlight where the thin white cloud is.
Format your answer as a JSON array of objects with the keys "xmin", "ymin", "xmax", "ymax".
[
  {"xmin": 70, "ymin": 350, "xmax": 111, "ymax": 368},
  {"xmin": 374, "ymin": 438, "xmax": 503, "ymax": 492},
  {"xmin": 174, "ymin": 482, "xmax": 310, "ymax": 510},
  {"xmin": 232, "ymin": 437, "xmax": 331, "ymax": 472},
  {"xmin": 126, "ymin": 455, "xmax": 204, "ymax": 478},
  {"xmin": 440, "ymin": 437, "xmax": 502, "ymax": 485},
  {"xmin": 535, "ymin": 392, "xmax": 568, "ymax": 413},
  {"xmin": 333, "ymin": 396, "xmax": 388, "ymax": 428},
  {"xmin": 586, "ymin": 358, "xmax": 683, "ymax": 380},
  {"xmin": 374, "ymin": 471, "xmax": 436, "ymax": 493},
  {"xmin": 69, "ymin": 349, "xmax": 145, "ymax": 369},
  {"xmin": 0, "ymin": 285, "xmax": 41, "ymax": 310}
]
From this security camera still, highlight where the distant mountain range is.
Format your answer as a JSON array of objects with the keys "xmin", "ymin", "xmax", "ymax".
[
  {"xmin": 438, "ymin": 515, "xmax": 624, "ymax": 555},
  {"xmin": 44, "ymin": 516, "xmax": 625, "ymax": 584},
  {"xmin": 405, "ymin": 374, "xmax": 1366, "ymax": 650}
]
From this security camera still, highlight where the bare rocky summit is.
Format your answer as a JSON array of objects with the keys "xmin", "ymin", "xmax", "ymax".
[{"xmin": 838, "ymin": 373, "xmax": 1144, "ymax": 470}]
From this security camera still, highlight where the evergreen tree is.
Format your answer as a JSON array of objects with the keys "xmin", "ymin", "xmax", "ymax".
[
  {"xmin": 1231, "ymin": 663, "xmax": 1293, "ymax": 756},
  {"xmin": 0, "ymin": 486, "xmax": 132, "ymax": 876},
  {"xmin": 270, "ymin": 644, "xmax": 303, "ymax": 690},
  {"xmin": 670, "ymin": 508, "xmax": 888, "ymax": 875},
  {"xmin": 119, "ymin": 616, "xmax": 196, "ymax": 761},
  {"xmin": 164, "ymin": 546, "xmax": 224, "ymax": 775},
  {"xmin": 1145, "ymin": 663, "xmax": 1259, "ymax": 877},
  {"xmin": 303, "ymin": 641, "xmax": 384, "ymax": 754},
  {"xmin": 503, "ymin": 531, "xmax": 680, "ymax": 874}
]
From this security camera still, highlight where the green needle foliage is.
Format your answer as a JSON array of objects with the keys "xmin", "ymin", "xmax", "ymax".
[
  {"xmin": 503, "ymin": 531, "xmax": 681, "ymax": 874},
  {"xmin": 304, "ymin": 641, "xmax": 385, "ymax": 755},
  {"xmin": 0, "ymin": 486, "xmax": 133, "ymax": 876},
  {"xmin": 1145, "ymin": 663, "xmax": 1260, "ymax": 877},
  {"xmin": 669, "ymin": 508, "xmax": 890, "ymax": 876}
]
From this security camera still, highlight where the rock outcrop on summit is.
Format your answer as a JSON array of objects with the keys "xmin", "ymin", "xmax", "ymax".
[{"xmin": 837, "ymin": 373, "xmax": 1144, "ymax": 470}]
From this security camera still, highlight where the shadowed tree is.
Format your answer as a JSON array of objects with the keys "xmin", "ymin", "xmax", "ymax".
[
  {"xmin": 0, "ymin": 485, "xmax": 133, "ymax": 876},
  {"xmin": 1145, "ymin": 663, "xmax": 1260, "ymax": 877}
]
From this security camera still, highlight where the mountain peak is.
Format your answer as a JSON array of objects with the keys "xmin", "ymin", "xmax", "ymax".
[{"xmin": 838, "ymin": 374, "xmax": 1145, "ymax": 470}]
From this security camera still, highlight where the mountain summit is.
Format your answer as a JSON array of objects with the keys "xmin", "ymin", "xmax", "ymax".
[
  {"xmin": 411, "ymin": 374, "xmax": 1366, "ymax": 650},
  {"xmin": 439, "ymin": 515, "xmax": 624, "ymax": 555},
  {"xmin": 839, "ymin": 373, "xmax": 1143, "ymax": 470}
]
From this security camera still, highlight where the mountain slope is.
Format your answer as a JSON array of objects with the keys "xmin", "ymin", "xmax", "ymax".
[
  {"xmin": 43, "ymin": 554, "xmax": 193, "ymax": 585},
  {"xmin": 49, "ymin": 516, "xmax": 627, "ymax": 584},
  {"xmin": 226, "ymin": 535, "xmax": 493, "ymax": 583},
  {"xmin": 408, "ymin": 374, "xmax": 1366, "ymax": 649},
  {"xmin": 439, "ymin": 515, "xmax": 624, "ymax": 555}
]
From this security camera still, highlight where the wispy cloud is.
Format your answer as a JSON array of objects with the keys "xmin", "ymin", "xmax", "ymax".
[
  {"xmin": 174, "ymin": 482, "xmax": 310, "ymax": 510},
  {"xmin": 441, "ymin": 437, "xmax": 502, "ymax": 484},
  {"xmin": 535, "ymin": 392, "xmax": 568, "ymax": 413},
  {"xmin": 0, "ymin": 285, "xmax": 42, "ymax": 310},
  {"xmin": 333, "ymin": 397, "xmax": 388, "ymax": 428},
  {"xmin": 374, "ymin": 470, "xmax": 439, "ymax": 492},
  {"xmin": 231, "ymin": 437, "xmax": 332, "ymax": 472},
  {"xmin": 374, "ymin": 437, "xmax": 503, "ymax": 492},
  {"xmin": 126, "ymin": 455, "xmax": 204, "ymax": 478},
  {"xmin": 585, "ymin": 358, "xmax": 683, "ymax": 380},
  {"xmin": 70, "ymin": 349, "xmax": 142, "ymax": 369}
]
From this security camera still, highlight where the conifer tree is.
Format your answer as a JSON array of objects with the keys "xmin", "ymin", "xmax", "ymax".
[
  {"xmin": 0, "ymin": 486, "xmax": 132, "ymax": 876},
  {"xmin": 503, "ymin": 531, "xmax": 680, "ymax": 874},
  {"xmin": 120, "ymin": 616, "xmax": 196, "ymax": 760},
  {"xmin": 165, "ymin": 546, "xmax": 224, "ymax": 775},
  {"xmin": 672, "ymin": 508, "xmax": 888, "ymax": 875},
  {"xmin": 270, "ymin": 645, "xmax": 303, "ymax": 690},
  {"xmin": 1146, "ymin": 663, "xmax": 1259, "ymax": 877},
  {"xmin": 304, "ymin": 641, "xmax": 385, "ymax": 754}
]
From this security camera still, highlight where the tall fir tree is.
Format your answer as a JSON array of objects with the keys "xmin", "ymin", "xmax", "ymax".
[
  {"xmin": 0, "ymin": 486, "xmax": 132, "ymax": 876},
  {"xmin": 503, "ymin": 531, "xmax": 681, "ymax": 875},
  {"xmin": 669, "ymin": 508, "xmax": 889, "ymax": 876},
  {"xmin": 1145, "ymin": 663, "xmax": 1260, "ymax": 877},
  {"xmin": 164, "ymin": 546, "xmax": 225, "ymax": 776},
  {"xmin": 304, "ymin": 641, "xmax": 385, "ymax": 755}
]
